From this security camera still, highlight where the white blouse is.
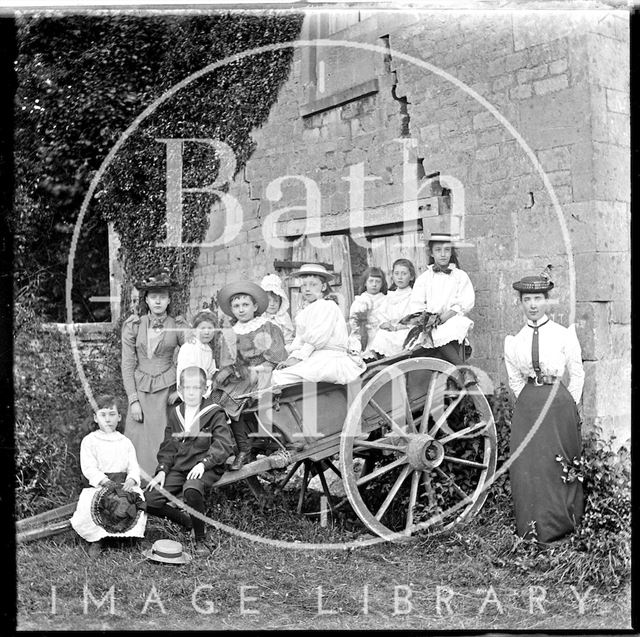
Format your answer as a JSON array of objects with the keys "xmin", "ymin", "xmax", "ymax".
[
  {"xmin": 287, "ymin": 298, "xmax": 350, "ymax": 360},
  {"xmin": 408, "ymin": 264, "xmax": 475, "ymax": 316},
  {"xmin": 504, "ymin": 316, "xmax": 585, "ymax": 404},
  {"xmin": 80, "ymin": 430, "xmax": 141, "ymax": 488},
  {"xmin": 377, "ymin": 287, "xmax": 414, "ymax": 324},
  {"xmin": 176, "ymin": 339, "xmax": 217, "ymax": 382}
]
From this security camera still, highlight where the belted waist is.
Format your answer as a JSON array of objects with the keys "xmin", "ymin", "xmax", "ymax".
[{"xmin": 528, "ymin": 375, "xmax": 558, "ymax": 386}]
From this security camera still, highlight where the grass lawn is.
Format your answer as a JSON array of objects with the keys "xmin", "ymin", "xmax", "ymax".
[{"xmin": 16, "ymin": 488, "xmax": 631, "ymax": 631}]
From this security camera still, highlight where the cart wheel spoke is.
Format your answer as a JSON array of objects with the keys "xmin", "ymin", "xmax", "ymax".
[
  {"xmin": 374, "ymin": 465, "xmax": 411, "ymax": 521},
  {"xmin": 404, "ymin": 471, "xmax": 420, "ymax": 532},
  {"xmin": 369, "ymin": 398, "xmax": 410, "ymax": 439},
  {"xmin": 354, "ymin": 439, "xmax": 407, "ymax": 453},
  {"xmin": 419, "ymin": 374, "xmax": 438, "ymax": 433},
  {"xmin": 442, "ymin": 455, "xmax": 488, "ymax": 469},
  {"xmin": 435, "ymin": 466, "xmax": 473, "ymax": 503},
  {"xmin": 429, "ymin": 388, "xmax": 467, "ymax": 437},
  {"xmin": 394, "ymin": 374, "xmax": 416, "ymax": 434},
  {"xmin": 356, "ymin": 455, "xmax": 407, "ymax": 486},
  {"xmin": 438, "ymin": 420, "xmax": 489, "ymax": 444}
]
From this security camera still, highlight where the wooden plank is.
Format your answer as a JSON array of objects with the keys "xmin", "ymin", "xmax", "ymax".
[
  {"xmin": 17, "ymin": 520, "xmax": 72, "ymax": 544},
  {"xmin": 16, "ymin": 501, "xmax": 78, "ymax": 532}
]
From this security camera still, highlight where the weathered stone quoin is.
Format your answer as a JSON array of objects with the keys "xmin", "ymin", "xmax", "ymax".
[{"xmin": 176, "ymin": 10, "xmax": 629, "ymax": 444}]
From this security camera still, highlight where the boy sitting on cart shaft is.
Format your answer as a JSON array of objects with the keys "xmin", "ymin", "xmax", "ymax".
[{"xmin": 145, "ymin": 365, "xmax": 233, "ymax": 553}]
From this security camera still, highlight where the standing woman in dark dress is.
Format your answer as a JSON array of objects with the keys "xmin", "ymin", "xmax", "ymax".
[
  {"xmin": 121, "ymin": 269, "xmax": 187, "ymax": 481},
  {"xmin": 504, "ymin": 271, "xmax": 585, "ymax": 544}
]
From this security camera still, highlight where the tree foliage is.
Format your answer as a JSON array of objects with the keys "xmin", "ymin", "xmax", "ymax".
[{"xmin": 14, "ymin": 13, "xmax": 303, "ymax": 321}]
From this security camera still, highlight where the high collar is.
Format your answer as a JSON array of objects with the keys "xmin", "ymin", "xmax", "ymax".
[
  {"xmin": 232, "ymin": 314, "xmax": 269, "ymax": 335},
  {"xmin": 527, "ymin": 314, "xmax": 549, "ymax": 328}
]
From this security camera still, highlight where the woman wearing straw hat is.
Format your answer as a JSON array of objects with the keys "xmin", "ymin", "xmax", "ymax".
[
  {"xmin": 121, "ymin": 268, "xmax": 188, "ymax": 480},
  {"xmin": 505, "ymin": 268, "xmax": 585, "ymax": 545},
  {"xmin": 271, "ymin": 264, "xmax": 366, "ymax": 386}
]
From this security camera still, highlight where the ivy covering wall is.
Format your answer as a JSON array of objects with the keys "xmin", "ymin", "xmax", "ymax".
[{"xmin": 14, "ymin": 13, "xmax": 303, "ymax": 321}]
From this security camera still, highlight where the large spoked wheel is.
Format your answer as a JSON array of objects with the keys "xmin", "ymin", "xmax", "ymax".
[{"xmin": 339, "ymin": 357, "xmax": 497, "ymax": 541}]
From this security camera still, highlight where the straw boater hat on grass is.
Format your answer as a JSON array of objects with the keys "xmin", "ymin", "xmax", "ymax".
[
  {"xmin": 142, "ymin": 539, "xmax": 192, "ymax": 565},
  {"xmin": 217, "ymin": 280, "xmax": 269, "ymax": 318},
  {"xmin": 289, "ymin": 263, "xmax": 334, "ymax": 282}
]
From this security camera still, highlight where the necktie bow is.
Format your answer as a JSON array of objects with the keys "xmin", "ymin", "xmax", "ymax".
[
  {"xmin": 432, "ymin": 265, "xmax": 452, "ymax": 275},
  {"xmin": 151, "ymin": 318, "xmax": 166, "ymax": 330}
]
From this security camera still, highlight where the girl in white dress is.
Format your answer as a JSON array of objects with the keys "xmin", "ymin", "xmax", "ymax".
[
  {"xmin": 347, "ymin": 266, "xmax": 388, "ymax": 360},
  {"xmin": 70, "ymin": 395, "xmax": 146, "ymax": 558},
  {"xmin": 271, "ymin": 264, "xmax": 366, "ymax": 386},
  {"xmin": 369, "ymin": 258, "xmax": 416, "ymax": 358},
  {"xmin": 408, "ymin": 233, "xmax": 476, "ymax": 385},
  {"xmin": 176, "ymin": 310, "xmax": 219, "ymax": 397}
]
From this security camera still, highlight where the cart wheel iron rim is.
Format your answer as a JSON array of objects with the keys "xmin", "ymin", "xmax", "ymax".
[{"xmin": 339, "ymin": 357, "xmax": 497, "ymax": 542}]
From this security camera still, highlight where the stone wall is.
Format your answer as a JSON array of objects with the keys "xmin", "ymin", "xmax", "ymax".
[{"xmin": 188, "ymin": 9, "xmax": 630, "ymax": 443}]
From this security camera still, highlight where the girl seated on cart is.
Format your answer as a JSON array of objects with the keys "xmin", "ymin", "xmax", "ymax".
[
  {"xmin": 407, "ymin": 233, "xmax": 477, "ymax": 387},
  {"xmin": 368, "ymin": 258, "xmax": 417, "ymax": 359},
  {"xmin": 347, "ymin": 266, "xmax": 388, "ymax": 360},
  {"xmin": 271, "ymin": 263, "xmax": 366, "ymax": 387},
  {"xmin": 211, "ymin": 280, "xmax": 288, "ymax": 470}
]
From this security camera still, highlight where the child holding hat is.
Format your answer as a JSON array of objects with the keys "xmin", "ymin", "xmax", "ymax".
[
  {"xmin": 271, "ymin": 264, "xmax": 366, "ymax": 386},
  {"xmin": 505, "ymin": 267, "xmax": 584, "ymax": 545},
  {"xmin": 212, "ymin": 280, "xmax": 287, "ymax": 470},
  {"xmin": 407, "ymin": 233, "xmax": 476, "ymax": 386}
]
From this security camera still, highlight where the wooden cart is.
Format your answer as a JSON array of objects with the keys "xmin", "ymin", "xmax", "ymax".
[{"xmin": 17, "ymin": 352, "xmax": 497, "ymax": 543}]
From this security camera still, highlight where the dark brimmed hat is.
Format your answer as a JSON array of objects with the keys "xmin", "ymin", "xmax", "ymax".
[
  {"xmin": 289, "ymin": 263, "xmax": 333, "ymax": 282},
  {"xmin": 142, "ymin": 539, "xmax": 192, "ymax": 565},
  {"xmin": 217, "ymin": 281, "xmax": 269, "ymax": 318},
  {"xmin": 136, "ymin": 268, "xmax": 181, "ymax": 292},
  {"xmin": 513, "ymin": 265, "xmax": 554, "ymax": 293},
  {"xmin": 91, "ymin": 485, "xmax": 145, "ymax": 534},
  {"xmin": 512, "ymin": 276, "xmax": 554, "ymax": 293}
]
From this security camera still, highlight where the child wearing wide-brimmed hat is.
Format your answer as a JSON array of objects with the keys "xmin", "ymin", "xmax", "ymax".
[
  {"xmin": 121, "ymin": 268, "xmax": 188, "ymax": 481},
  {"xmin": 70, "ymin": 395, "xmax": 147, "ymax": 559},
  {"xmin": 271, "ymin": 264, "xmax": 366, "ymax": 386},
  {"xmin": 407, "ymin": 233, "xmax": 477, "ymax": 386},
  {"xmin": 211, "ymin": 280, "xmax": 287, "ymax": 470}
]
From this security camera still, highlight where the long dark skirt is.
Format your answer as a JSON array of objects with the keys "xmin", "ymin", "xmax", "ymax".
[{"xmin": 509, "ymin": 382, "xmax": 584, "ymax": 543}]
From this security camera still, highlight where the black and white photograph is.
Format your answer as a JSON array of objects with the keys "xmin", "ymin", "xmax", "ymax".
[{"xmin": 6, "ymin": 0, "xmax": 632, "ymax": 631}]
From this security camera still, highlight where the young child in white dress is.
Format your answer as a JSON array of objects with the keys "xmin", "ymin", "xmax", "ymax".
[
  {"xmin": 408, "ymin": 233, "xmax": 476, "ymax": 386},
  {"xmin": 261, "ymin": 273, "xmax": 295, "ymax": 346},
  {"xmin": 176, "ymin": 310, "xmax": 219, "ymax": 397},
  {"xmin": 347, "ymin": 266, "xmax": 388, "ymax": 360},
  {"xmin": 369, "ymin": 258, "xmax": 416, "ymax": 359},
  {"xmin": 271, "ymin": 264, "xmax": 366, "ymax": 386},
  {"xmin": 70, "ymin": 395, "xmax": 147, "ymax": 558}
]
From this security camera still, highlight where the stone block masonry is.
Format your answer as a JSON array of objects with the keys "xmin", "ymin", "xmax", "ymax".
[{"xmin": 185, "ymin": 9, "xmax": 629, "ymax": 444}]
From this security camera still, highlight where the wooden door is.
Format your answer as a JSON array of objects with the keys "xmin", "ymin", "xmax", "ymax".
[{"xmin": 368, "ymin": 230, "xmax": 429, "ymax": 281}]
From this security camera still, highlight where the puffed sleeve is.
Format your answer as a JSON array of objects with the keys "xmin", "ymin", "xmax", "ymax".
[
  {"xmin": 121, "ymin": 315, "xmax": 140, "ymax": 405},
  {"xmin": 408, "ymin": 272, "xmax": 429, "ymax": 315},
  {"xmin": 290, "ymin": 300, "xmax": 343, "ymax": 361},
  {"xmin": 565, "ymin": 324, "xmax": 585, "ymax": 405},
  {"xmin": 80, "ymin": 435, "xmax": 108, "ymax": 488},
  {"xmin": 124, "ymin": 438, "xmax": 141, "ymax": 486},
  {"xmin": 504, "ymin": 335, "xmax": 526, "ymax": 399},
  {"xmin": 450, "ymin": 270, "xmax": 475, "ymax": 315}
]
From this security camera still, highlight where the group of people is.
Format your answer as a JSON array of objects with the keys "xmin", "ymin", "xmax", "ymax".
[{"xmin": 70, "ymin": 232, "xmax": 586, "ymax": 558}]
